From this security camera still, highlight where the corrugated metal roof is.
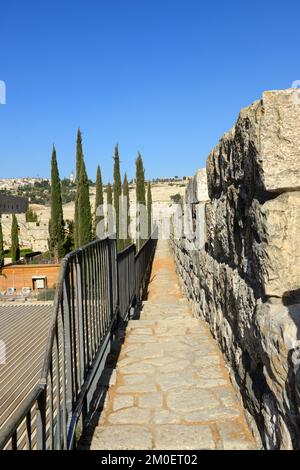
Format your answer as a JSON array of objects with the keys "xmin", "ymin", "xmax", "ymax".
[{"xmin": 0, "ymin": 303, "xmax": 52, "ymax": 432}]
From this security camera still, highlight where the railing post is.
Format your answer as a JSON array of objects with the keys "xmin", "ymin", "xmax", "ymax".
[
  {"xmin": 76, "ymin": 251, "xmax": 85, "ymax": 386},
  {"xmin": 63, "ymin": 265, "xmax": 74, "ymax": 425},
  {"xmin": 36, "ymin": 387, "xmax": 47, "ymax": 450}
]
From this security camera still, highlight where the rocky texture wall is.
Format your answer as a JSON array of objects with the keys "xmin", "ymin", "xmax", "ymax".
[{"xmin": 170, "ymin": 89, "xmax": 300, "ymax": 449}]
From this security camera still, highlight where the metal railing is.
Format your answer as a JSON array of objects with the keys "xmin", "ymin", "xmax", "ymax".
[
  {"xmin": 0, "ymin": 230, "xmax": 157, "ymax": 450},
  {"xmin": 117, "ymin": 244, "xmax": 136, "ymax": 320},
  {"xmin": 135, "ymin": 227, "xmax": 158, "ymax": 301}
]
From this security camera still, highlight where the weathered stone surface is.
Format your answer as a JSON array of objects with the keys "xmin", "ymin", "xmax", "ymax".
[
  {"xmin": 170, "ymin": 88, "xmax": 300, "ymax": 449},
  {"xmin": 90, "ymin": 425, "xmax": 152, "ymax": 450},
  {"xmin": 256, "ymin": 192, "xmax": 300, "ymax": 297},
  {"xmin": 206, "ymin": 89, "xmax": 300, "ymax": 198},
  {"xmin": 154, "ymin": 425, "xmax": 215, "ymax": 450},
  {"xmin": 218, "ymin": 421, "xmax": 257, "ymax": 450},
  {"xmin": 156, "ymin": 370, "xmax": 198, "ymax": 391},
  {"xmin": 108, "ymin": 407, "xmax": 151, "ymax": 425},
  {"xmin": 87, "ymin": 239, "xmax": 257, "ymax": 451},
  {"xmin": 139, "ymin": 392, "xmax": 163, "ymax": 409},
  {"xmin": 185, "ymin": 168, "xmax": 209, "ymax": 204},
  {"xmin": 167, "ymin": 388, "xmax": 220, "ymax": 412},
  {"xmin": 185, "ymin": 406, "xmax": 240, "ymax": 423},
  {"xmin": 112, "ymin": 395, "xmax": 134, "ymax": 411},
  {"xmin": 117, "ymin": 383, "xmax": 157, "ymax": 394}
]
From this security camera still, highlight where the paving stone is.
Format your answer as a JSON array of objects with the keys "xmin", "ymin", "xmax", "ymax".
[
  {"xmin": 112, "ymin": 395, "xmax": 134, "ymax": 411},
  {"xmin": 154, "ymin": 425, "xmax": 216, "ymax": 450},
  {"xmin": 125, "ymin": 343, "xmax": 164, "ymax": 359},
  {"xmin": 144, "ymin": 356, "xmax": 176, "ymax": 367},
  {"xmin": 85, "ymin": 239, "xmax": 257, "ymax": 451},
  {"xmin": 158, "ymin": 359, "xmax": 191, "ymax": 374},
  {"xmin": 192, "ymin": 355, "xmax": 221, "ymax": 368},
  {"xmin": 184, "ymin": 406, "xmax": 241, "ymax": 423},
  {"xmin": 127, "ymin": 320, "xmax": 156, "ymax": 329},
  {"xmin": 195, "ymin": 377, "xmax": 228, "ymax": 388},
  {"xmin": 130, "ymin": 328, "xmax": 154, "ymax": 336},
  {"xmin": 213, "ymin": 387, "xmax": 241, "ymax": 408},
  {"xmin": 120, "ymin": 362, "xmax": 156, "ymax": 375},
  {"xmin": 156, "ymin": 371, "xmax": 198, "ymax": 391},
  {"xmin": 117, "ymin": 382, "xmax": 157, "ymax": 394},
  {"xmin": 126, "ymin": 335, "xmax": 158, "ymax": 344},
  {"xmin": 152, "ymin": 409, "xmax": 182, "ymax": 424},
  {"xmin": 167, "ymin": 388, "xmax": 220, "ymax": 412},
  {"xmin": 217, "ymin": 421, "xmax": 257, "ymax": 450},
  {"xmin": 91, "ymin": 425, "xmax": 152, "ymax": 450},
  {"xmin": 122, "ymin": 374, "xmax": 153, "ymax": 385},
  {"xmin": 107, "ymin": 407, "xmax": 151, "ymax": 425},
  {"xmin": 139, "ymin": 392, "xmax": 164, "ymax": 409},
  {"xmin": 195, "ymin": 366, "xmax": 225, "ymax": 379}
]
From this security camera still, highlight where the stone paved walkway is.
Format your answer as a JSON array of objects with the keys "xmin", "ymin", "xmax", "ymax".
[{"xmin": 86, "ymin": 240, "xmax": 257, "ymax": 450}]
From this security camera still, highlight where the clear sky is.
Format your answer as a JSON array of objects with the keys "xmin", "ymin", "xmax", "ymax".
[{"xmin": 1, "ymin": 0, "xmax": 300, "ymax": 182}]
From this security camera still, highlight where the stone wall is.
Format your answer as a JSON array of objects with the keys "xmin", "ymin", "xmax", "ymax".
[{"xmin": 170, "ymin": 89, "xmax": 300, "ymax": 449}]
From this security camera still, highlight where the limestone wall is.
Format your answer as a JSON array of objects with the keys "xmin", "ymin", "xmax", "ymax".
[{"xmin": 170, "ymin": 89, "xmax": 300, "ymax": 449}]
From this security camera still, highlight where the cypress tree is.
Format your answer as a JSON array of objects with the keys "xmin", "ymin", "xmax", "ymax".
[
  {"xmin": 0, "ymin": 218, "xmax": 4, "ymax": 268},
  {"xmin": 122, "ymin": 173, "xmax": 131, "ymax": 248},
  {"xmin": 106, "ymin": 182, "xmax": 114, "ymax": 235},
  {"xmin": 74, "ymin": 128, "xmax": 83, "ymax": 247},
  {"xmin": 75, "ymin": 128, "xmax": 83, "ymax": 181},
  {"xmin": 11, "ymin": 214, "xmax": 20, "ymax": 263},
  {"xmin": 135, "ymin": 152, "xmax": 146, "ymax": 249},
  {"xmin": 77, "ymin": 158, "xmax": 92, "ymax": 246},
  {"xmin": 113, "ymin": 144, "xmax": 122, "ymax": 250},
  {"xmin": 49, "ymin": 145, "xmax": 64, "ymax": 260},
  {"xmin": 94, "ymin": 164, "xmax": 104, "ymax": 238},
  {"xmin": 147, "ymin": 181, "xmax": 152, "ymax": 237},
  {"xmin": 136, "ymin": 152, "xmax": 146, "ymax": 205}
]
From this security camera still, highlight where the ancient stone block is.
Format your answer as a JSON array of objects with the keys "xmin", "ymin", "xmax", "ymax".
[
  {"xmin": 207, "ymin": 89, "xmax": 300, "ymax": 199},
  {"xmin": 254, "ymin": 192, "xmax": 300, "ymax": 298}
]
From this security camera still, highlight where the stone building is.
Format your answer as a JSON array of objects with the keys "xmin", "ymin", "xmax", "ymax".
[{"xmin": 0, "ymin": 194, "xmax": 28, "ymax": 214}]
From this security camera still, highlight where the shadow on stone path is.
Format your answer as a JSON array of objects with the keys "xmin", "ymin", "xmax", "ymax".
[{"xmin": 79, "ymin": 240, "xmax": 257, "ymax": 450}]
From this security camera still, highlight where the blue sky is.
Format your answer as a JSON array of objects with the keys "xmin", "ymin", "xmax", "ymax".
[{"xmin": 0, "ymin": 0, "xmax": 299, "ymax": 182}]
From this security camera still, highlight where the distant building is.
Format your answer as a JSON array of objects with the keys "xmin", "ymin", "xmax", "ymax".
[
  {"xmin": 0, "ymin": 195, "xmax": 28, "ymax": 214},
  {"xmin": 70, "ymin": 171, "xmax": 75, "ymax": 183}
]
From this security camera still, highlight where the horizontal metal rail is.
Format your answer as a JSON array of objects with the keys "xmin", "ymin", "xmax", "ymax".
[{"xmin": 0, "ymin": 230, "xmax": 157, "ymax": 450}]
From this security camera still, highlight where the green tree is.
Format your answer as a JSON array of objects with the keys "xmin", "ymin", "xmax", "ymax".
[
  {"xmin": 0, "ymin": 218, "xmax": 4, "ymax": 268},
  {"xmin": 136, "ymin": 152, "xmax": 146, "ymax": 205},
  {"xmin": 94, "ymin": 164, "xmax": 104, "ymax": 238},
  {"xmin": 113, "ymin": 144, "xmax": 122, "ymax": 250},
  {"xmin": 25, "ymin": 208, "xmax": 38, "ymax": 223},
  {"xmin": 106, "ymin": 182, "xmax": 114, "ymax": 235},
  {"xmin": 74, "ymin": 128, "xmax": 83, "ymax": 247},
  {"xmin": 49, "ymin": 145, "xmax": 64, "ymax": 259},
  {"xmin": 77, "ymin": 158, "xmax": 92, "ymax": 247},
  {"xmin": 11, "ymin": 214, "xmax": 20, "ymax": 263},
  {"xmin": 63, "ymin": 219, "xmax": 74, "ymax": 254},
  {"xmin": 147, "ymin": 181, "xmax": 152, "ymax": 237},
  {"xmin": 135, "ymin": 152, "xmax": 146, "ymax": 249},
  {"xmin": 122, "ymin": 173, "xmax": 131, "ymax": 248}
]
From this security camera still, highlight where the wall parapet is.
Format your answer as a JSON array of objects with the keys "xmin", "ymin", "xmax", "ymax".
[{"xmin": 170, "ymin": 89, "xmax": 300, "ymax": 449}]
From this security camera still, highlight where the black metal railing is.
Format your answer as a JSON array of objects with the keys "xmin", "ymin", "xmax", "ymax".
[
  {"xmin": 0, "ymin": 230, "xmax": 157, "ymax": 450},
  {"xmin": 135, "ymin": 227, "xmax": 158, "ymax": 301},
  {"xmin": 117, "ymin": 244, "xmax": 136, "ymax": 320}
]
